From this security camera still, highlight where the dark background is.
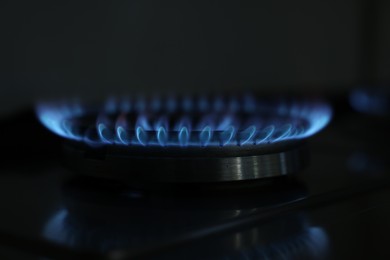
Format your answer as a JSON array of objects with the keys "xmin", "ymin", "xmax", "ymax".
[
  {"xmin": 1, "ymin": 0, "xmax": 389, "ymax": 115},
  {"xmin": 0, "ymin": 2, "xmax": 390, "ymax": 259}
]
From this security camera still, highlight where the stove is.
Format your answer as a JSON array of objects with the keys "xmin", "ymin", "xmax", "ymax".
[{"xmin": 0, "ymin": 90, "xmax": 389, "ymax": 260}]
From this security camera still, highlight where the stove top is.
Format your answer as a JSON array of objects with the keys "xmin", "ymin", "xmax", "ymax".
[{"xmin": 0, "ymin": 92, "xmax": 389, "ymax": 260}]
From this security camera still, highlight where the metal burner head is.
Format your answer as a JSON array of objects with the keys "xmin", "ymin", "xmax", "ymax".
[{"xmin": 36, "ymin": 94, "xmax": 332, "ymax": 183}]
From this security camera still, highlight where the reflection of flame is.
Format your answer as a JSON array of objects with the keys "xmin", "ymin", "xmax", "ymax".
[
  {"xmin": 36, "ymin": 95, "xmax": 332, "ymax": 147},
  {"xmin": 43, "ymin": 209, "xmax": 328, "ymax": 259},
  {"xmin": 232, "ymin": 226, "xmax": 329, "ymax": 260}
]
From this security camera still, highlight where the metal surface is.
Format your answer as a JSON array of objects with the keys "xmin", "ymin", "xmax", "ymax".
[{"xmin": 63, "ymin": 141, "xmax": 308, "ymax": 183}]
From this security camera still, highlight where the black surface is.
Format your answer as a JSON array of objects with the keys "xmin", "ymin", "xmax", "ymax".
[{"xmin": 0, "ymin": 96, "xmax": 389, "ymax": 259}]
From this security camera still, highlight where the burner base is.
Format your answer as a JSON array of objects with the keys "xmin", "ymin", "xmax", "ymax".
[{"xmin": 63, "ymin": 141, "xmax": 308, "ymax": 183}]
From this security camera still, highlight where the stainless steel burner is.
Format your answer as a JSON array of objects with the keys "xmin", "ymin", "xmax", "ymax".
[{"xmin": 64, "ymin": 140, "xmax": 307, "ymax": 183}]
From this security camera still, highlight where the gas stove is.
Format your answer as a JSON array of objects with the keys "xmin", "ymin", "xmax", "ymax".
[{"xmin": 0, "ymin": 90, "xmax": 389, "ymax": 260}]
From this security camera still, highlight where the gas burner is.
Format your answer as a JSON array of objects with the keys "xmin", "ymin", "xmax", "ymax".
[{"xmin": 36, "ymin": 95, "xmax": 331, "ymax": 183}]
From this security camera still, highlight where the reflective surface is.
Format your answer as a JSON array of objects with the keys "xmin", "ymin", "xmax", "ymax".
[
  {"xmin": 43, "ymin": 177, "xmax": 308, "ymax": 258},
  {"xmin": 0, "ymin": 94, "xmax": 390, "ymax": 259}
]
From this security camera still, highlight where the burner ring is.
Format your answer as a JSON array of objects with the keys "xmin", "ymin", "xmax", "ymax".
[{"xmin": 63, "ymin": 140, "xmax": 308, "ymax": 183}]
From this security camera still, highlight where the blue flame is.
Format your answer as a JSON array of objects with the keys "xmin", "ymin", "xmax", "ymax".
[
  {"xmin": 36, "ymin": 102, "xmax": 84, "ymax": 140},
  {"xmin": 178, "ymin": 127, "xmax": 190, "ymax": 147},
  {"xmin": 151, "ymin": 96, "xmax": 162, "ymax": 112},
  {"xmin": 136, "ymin": 126, "xmax": 148, "ymax": 146},
  {"xmin": 256, "ymin": 125, "xmax": 275, "ymax": 144},
  {"xmin": 104, "ymin": 97, "xmax": 118, "ymax": 114},
  {"xmin": 199, "ymin": 126, "xmax": 212, "ymax": 146},
  {"xmin": 213, "ymin": 97, "xmax": 224, "ymax": 112},
  {"xmin": 157, "ymin": 126, "xmax": 168, "ymax": 146},
  {"xmin": 239, "ymin": 126, "xmax": 256, "ymax": 145},
  {"xmin": 198, "ymin": 96, "xmax": 209, "ymax": 112},
  {"xmin": 166, "ymin": 96, "xmax": 177, "ymax": 112},
  {"xmin": 119, "ymin": 98, "xmax": 131, "ymax": 113},
  {"xmin": 273, "ymin": 124, "xmax": 292, "ymax": 142},
  {"xmin": 220, "ymin": 126, "xmax": 235, "ymax": 146},
  {"xmin": 350, "ymin": 87, "xmax": 390, "ymax": 116},
  {"xmin": 36, "ymin": 95, "xmax": 332, "ymax": 148},
  {"xmin": 182, "ymin": 96, "xmax": 193, "ymax": 112},
  {"xmin": 98, "ymin": 123, "xmax": 113, "ymax": 144},
  {"xmin": 117, "ymin": 126, "xmax": 130, "ymax": 145}
]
